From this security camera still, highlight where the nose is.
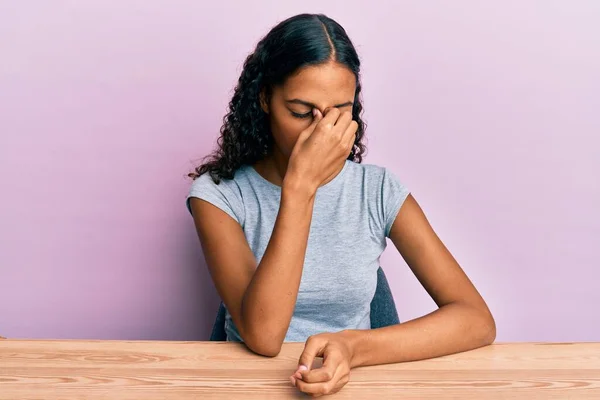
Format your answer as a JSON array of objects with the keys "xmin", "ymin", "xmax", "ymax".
[{"xmin": 319, "ymin": 106, "xmax": 335, "ymax": 115}]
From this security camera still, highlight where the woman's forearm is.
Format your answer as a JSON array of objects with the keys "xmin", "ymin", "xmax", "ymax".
[
  {"xmin": 241, "ymin": 184, "xmax": 315, "ymax": 355},
  {"xmin": 343, "ymin": 302, "xmax": 496, "ymax": 368}
]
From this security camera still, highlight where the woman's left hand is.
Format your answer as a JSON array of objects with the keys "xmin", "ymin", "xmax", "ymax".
[{"xmin": 290, "ymin": 331, "xmax": 355, "ymax": 397}]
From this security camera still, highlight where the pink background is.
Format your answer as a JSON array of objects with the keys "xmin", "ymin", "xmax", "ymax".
[{"xmin": 1, "ymin": 1, "xmax": 598, "ymax": 342}]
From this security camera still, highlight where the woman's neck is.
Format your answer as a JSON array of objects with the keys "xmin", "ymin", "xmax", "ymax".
[
  {"xmin": 253, "ymin": 152, "xmax": 289, "ymax": 187},
  {"xmin": 253, "ymin": 152, "xmax": 346, "ymax": 189}
]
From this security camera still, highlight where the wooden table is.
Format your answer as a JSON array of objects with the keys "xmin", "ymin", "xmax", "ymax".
[{"xmin": 1, "ymin": 340, "xmax": 599, "ymax": 399}]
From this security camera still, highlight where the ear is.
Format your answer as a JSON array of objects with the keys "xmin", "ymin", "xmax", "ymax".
[{"xmin": 259, "ymin": 88, "xmax": 269, "ymax": 114}]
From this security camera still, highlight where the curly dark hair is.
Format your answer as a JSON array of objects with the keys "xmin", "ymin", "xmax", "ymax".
[{"xmin": 190, "ymin": 13, "xmax": 367, "ymax": 183}]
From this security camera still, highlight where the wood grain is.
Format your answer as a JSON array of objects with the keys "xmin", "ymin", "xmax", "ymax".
[{"xmin": 1, "ymin": 340, "xmax": 599, "ymax": 399}]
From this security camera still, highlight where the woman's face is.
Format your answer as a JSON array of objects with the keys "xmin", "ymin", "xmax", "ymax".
[{"xmin": 261, "ymin": 61, "xmax": 356, "ymax": 158}]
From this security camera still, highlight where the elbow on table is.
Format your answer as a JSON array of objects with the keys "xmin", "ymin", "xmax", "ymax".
[
  {"xmin": 242, "ymin": 330, "xmax": 284, "ymax": 357},
  {"xmin": 479, "ymin": 310, "xmax": 497, "ymax": 346},
  {"xmin": 245, "ymin": 339, "xmax": 283, "ymax": 357},
  {"xmin": 252, "ymin": 345, "xmax": 282, "ymax": 358},
  {"xmin": 463, "ymin": 299, "xmax": 496, "ymax": 347}
]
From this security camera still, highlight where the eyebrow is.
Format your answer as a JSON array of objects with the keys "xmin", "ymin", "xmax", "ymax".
[{"xmin": 285, "ymin": 99, "xmax": 354, "ymax": 108}]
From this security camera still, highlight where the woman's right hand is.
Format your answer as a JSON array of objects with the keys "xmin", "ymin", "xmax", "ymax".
[{"xmin": 284, "ymin": 108, "xmax": 358, "ymax": 195}]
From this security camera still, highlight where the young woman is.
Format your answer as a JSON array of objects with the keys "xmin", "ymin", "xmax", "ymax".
[{"xmin": 187, "ymin": 13, "xmax": 495, "ymax": 396}]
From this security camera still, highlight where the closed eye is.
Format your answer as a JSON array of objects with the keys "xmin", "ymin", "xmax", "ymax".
[{"xmin": 291, "ymin": 111, "xmax": 313, "ymax": 119}]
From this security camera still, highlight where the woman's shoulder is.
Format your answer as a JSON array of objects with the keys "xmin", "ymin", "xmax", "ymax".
[
  {"xmin": 349, "ymin": 161, "xmax": 385, "ymax": 173},
  {"xmin": 345, "ymin": 160, "xmax": 401, "ymax": 183},
  {"xmin": 186, "ymin": 169, "xmax": 250, "ymax": 224},
  {"xmin": 346, "ymin": 160, "xmax": 409, "ymax": 203},
  {"xmin": 189, "ymin": 166, "xmax": 253, "ymax": 191},
  {"xmin": 346, "ymin": 161, "xmax": 410, "ymax": 236}
]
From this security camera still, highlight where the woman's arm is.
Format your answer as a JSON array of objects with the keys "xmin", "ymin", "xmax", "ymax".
[
  {"xmin": 346, "ymin": 193, "xmax": 495, "ymax": 367},
  {"xmin": 192, "ymin": 108, "xmax": 356, "ymax": 357},
  {"xmin": 190, "ymin": 183, "xmax": 315, "ymax": 357},
  {"xmin": 293, "ymin": 194, "xmax": 495, "ymax": 395}
]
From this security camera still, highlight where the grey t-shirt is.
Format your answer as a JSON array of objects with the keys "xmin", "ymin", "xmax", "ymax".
[{"xmin": 187, "ymin": 160, "xmax": 409, "ymax": 342}]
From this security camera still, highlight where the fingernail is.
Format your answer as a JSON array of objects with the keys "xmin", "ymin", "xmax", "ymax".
[
  {"xmin": 290, "ymin": 376, "xmax": 296, "ymax": 385},
  {"xmin": 312, "ymin": 108, "xmax": 319, "ymax": 117},
  {"xmin": 298, "ymin": 365, "xmax": 309, "ymax": 371}
]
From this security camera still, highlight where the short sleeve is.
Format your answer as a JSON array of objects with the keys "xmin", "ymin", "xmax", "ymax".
[
  {"xmin": 381, "ymin": 168, "xmax": 410, "ymax": 237},
  {"xmin": 186, "ymin": 173, "xmax": 245, "ymax": 227}
]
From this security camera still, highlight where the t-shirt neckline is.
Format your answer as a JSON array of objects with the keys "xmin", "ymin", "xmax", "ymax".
[{"xmin": 247, "ymin": 160, "xmax": 349, "ymax": 192}]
